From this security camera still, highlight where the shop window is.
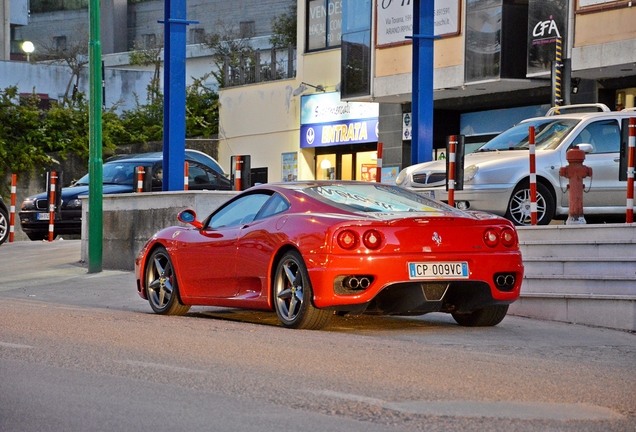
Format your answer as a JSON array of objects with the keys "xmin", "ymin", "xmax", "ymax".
[
  {"xmin": 190, "ymin": 28, "xmax": 205, "ymax": 44},
  {"xmin": 306, "ymin": 0, "xmax": 342, "ymax": 52},
  {"xmin": 240, "ymin": 21, "xmax": 256, "ymax": 38},
  {"xmin": 340, "ymin": 0, "xmax": 371, "ymax": 98}
]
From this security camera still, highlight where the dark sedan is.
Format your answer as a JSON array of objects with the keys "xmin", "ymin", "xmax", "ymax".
[{"xmin": 19, "ymin": 151, "xmax": 231, "ymax": 241}]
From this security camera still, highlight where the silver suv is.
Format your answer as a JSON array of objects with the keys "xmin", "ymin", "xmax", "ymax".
[{"xmin": 396, "ymin": 104, "xmax": 636, "ymax": 225}]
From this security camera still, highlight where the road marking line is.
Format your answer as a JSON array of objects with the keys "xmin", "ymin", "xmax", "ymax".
[
  {"xmin": 119, "ymin": 360, "xmax": 208, "ymax": 374},
  {"xmin": 0, "ymin": 341, "xmax": 35, "ymax": 349},
  {"xmin": 310, "ymin": 390, "xmax": 624, "ymax": 421}
]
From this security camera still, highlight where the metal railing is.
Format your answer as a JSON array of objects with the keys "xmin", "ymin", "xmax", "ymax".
[{"xmin": 223, "ymin": 45, "xmax": 296, "ymax": 88}]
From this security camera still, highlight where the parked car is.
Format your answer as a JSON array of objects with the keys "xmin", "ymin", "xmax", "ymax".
[
  {"xmin": 135, "ymin": 181, "xmax": 523, "ymax": 330},
  {"xmin": 396, "ymin": 104, "xmax": 636, "ymax": 225},
  {"xmin": 19, "ymin": 151, "xmax": 231, "ymax": 241},
  {"xmin": 0, "ymin": 195, "xmax": 9, "ymax": 245}
]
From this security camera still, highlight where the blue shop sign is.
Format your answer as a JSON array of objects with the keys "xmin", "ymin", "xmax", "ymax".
[{"xmin": 300, "ymin": 92, "xmax": 379, "ymax": 148}]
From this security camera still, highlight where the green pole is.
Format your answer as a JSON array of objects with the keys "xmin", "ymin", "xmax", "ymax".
[{"xmin": 88, "ymin": 0, "xmax": 103, "ymax": 273}]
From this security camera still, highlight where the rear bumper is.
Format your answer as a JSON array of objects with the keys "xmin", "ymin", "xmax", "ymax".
[{"xmin": 306, "ymin": 251, "xmax": 523, "ymax": 311}]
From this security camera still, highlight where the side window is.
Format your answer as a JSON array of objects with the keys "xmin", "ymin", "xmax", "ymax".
[
  {"xmin": 571, "ymin": 120, "xmax": 620, "ymax": 154},
  {"xmin": 306, "ymin": 0, "xmax": 342, "ymax": 52},
  {"xmin": 207, "ymin": 193, "xmax": 272, "ymax": 229},
  {"xmin": 255, "ymin": 193, "xmax": 290, "ymax": 220},
  {"xmin": 188, "ymin": 163, "xmax": 210, "ymax": 187}
]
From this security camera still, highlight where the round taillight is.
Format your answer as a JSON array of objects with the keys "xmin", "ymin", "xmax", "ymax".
[
  {"xmin": 501, "ymin": 228, "xmax": 516, "ymax": 247},
  {"xmin": 362, "ymin": 229, "xmax": 382, "ymax": 249},
  {"xmin": 337, "ymin": 230, "xmax": 358, "ymax": 249},
  {"xmin": 483, "ymin": 229, "xmax": 499, "ymax": 247}
]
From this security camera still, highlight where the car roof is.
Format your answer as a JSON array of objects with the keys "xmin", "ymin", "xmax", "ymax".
[{"xmin": 105, "ymin": 150, "xmax": 225, "ymax": 175}]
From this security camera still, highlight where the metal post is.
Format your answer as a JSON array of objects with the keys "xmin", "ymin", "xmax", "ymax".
[
  {"xmin": 184, "ymin": 161, "xmax": 189, "ymax": 190},
  {"xmin": 48, "ymin": 171, "xmax": 57, "ymax": 242},
  {"xmin": 529, "ymin": 126, "xmax": 537, "ymax": 225},
  {"xmin": 410, "ymin": 0, "xmax": 435, "ymax": 164},
  {"xmin": 376, "ymin": 142, "xmax": 383, "ymax": 183},
  {"xmin": 136, "ymin": 167, "xmax": 145, "ymax": 193},
  {"xmin": 162, "ymin": 0, "xmax": 198, "ymax": 192},
  {"xmin": 88, "ymin": 0, "xmax": 103, "ymax": 272},
  {"xmin": 447, "ymin": 136, "xmax": 456, "ymax": 207},
  {"xmin": 627, "ymin": 118, "xmax": 635, "ymax": 223},
  {"xmin": 9, "ymin": 174, "xmax": 16, "ymax": 243}
]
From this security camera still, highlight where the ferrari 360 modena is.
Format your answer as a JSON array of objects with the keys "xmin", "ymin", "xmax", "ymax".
[{"xmin": 135, "ymin": 181, "xmax": 523, "ymax": 330}]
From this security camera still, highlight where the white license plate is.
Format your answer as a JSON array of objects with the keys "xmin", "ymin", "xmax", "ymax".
[
  {"xmin": 36, "ymin": 213, "xmax": 50, "ymax": 221},
  {"xmin": 408, "ymin": 262, "xmax": 469, "ymax": 279}
]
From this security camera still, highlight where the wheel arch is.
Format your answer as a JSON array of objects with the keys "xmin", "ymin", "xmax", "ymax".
[{"xmin": 267, "ymin": 244, "xmax": 303, "ymax": 309}]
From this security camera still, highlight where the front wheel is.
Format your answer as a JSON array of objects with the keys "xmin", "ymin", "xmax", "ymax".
[
  {"xmin": 145, "ymin": 247, "xmax": 190, "ymax": 315},
  {"xmin": 505, "ymin": 181, "xmax": 555, "ymax": 226},
  {"xmin": 273, "ymin": 251, "xmax": 332, "ymax": 330},
  {"xmin": 452, "ymin": 305, "xmax": 509, "ymax": 327}
]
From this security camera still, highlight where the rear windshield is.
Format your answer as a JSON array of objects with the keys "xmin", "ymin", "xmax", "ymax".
[
  {"xmin": 304, "ymin": 183, "xmax": 456, "ymax": 214},
  {"xmin": 476, "ymin": 118, "xmax": 579, "ymax": 152}
]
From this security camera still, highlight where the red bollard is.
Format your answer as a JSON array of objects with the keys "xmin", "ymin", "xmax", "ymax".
[
  {"xmin": 184, "ymin": 162, "xmax": 189, "ymax": 190},
  {"xmin": 626, "ymin": 118, "xmax": 635, "ymax": 223},
  {"xmin": 528, "ymin": 126, "xmax": 538, "ymax": 225},
  {"xmin": 48, "ymin": 171, "xmax": 57, "ymax": 242},
  {"xmin": 234, "ymin": 156, "xmax": 242, "ymax": 191},
  {"xmin": 376, "ymin": 142, "xmax": 383, "ymax": 183},
  {"xmin": 136, "ymin": 166, "xmax": 145, "ymax": 193},
  {"xmin": 559, "ymin": 146, "xmax": 592, "ymax": 225},
  {"xmin": 9, "ymin": 174, "xmax": 17, "ymax": 243},
  {"xmin": 447, "ymin": 135, "xmax": 457, "ymax": 207}
]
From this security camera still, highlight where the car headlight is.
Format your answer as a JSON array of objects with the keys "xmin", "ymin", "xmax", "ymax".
[
  {"xmin": 21, "ymin": 198, "xmax": 36, "ymax": 210},
  {"xmin": 65, "ymin": 198, "xmax": 82, "ymax": 209},
  {"xmin": 464, "ymin": 165, "xmax": 479, "ymax": 182},
  {"xmin": 395, "ymin": 169, "xmax": 408, "ymax": 185}
]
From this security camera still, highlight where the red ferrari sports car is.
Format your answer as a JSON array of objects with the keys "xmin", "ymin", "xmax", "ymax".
[{"xmin": 135, "ymin": 181, "xmax": 523, "ymax": 330}]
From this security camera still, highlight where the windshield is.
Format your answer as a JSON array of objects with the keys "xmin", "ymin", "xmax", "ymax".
[
  {"xmin": 75, "ymin": 162, "xmax": 140, "ymax": 186},
  {"xmin": 476, "ymin": 118, "xmax": 580, "ymax": 152}
]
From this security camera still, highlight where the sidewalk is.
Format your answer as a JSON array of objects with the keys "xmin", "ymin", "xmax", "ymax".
[{"xmin": 0, "ymin": 240, "xmax": 142, "ymax": 312}]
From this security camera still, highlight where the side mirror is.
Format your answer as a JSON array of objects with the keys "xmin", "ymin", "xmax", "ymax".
[
  {"xmin": 177, "ymin": 209, "xmax": 203, "ymax": 229},
  {"xmin": 575, "ymin": 143, "xmax": 594, "ymax": 154}
]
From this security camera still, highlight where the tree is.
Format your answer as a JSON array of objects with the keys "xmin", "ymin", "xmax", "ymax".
[
  {"xmin": 128, "ymin": 40, "xmax": 164, "ymax": 105},
  {"xmin": 35, "ymin": 25, "xmax": 89, "ymax": 107},
  {"xmin": 202, "ymin": 21, "xmax": 254, "ymax": 87},
  {"xmin": 270, "ymin": 1, "xmax": 297, "ymax": 48}
]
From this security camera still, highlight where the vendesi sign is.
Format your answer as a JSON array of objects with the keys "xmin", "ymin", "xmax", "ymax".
[{"xmin": 300, "ymin": 92, "xmax": 379, "ymax": 148}]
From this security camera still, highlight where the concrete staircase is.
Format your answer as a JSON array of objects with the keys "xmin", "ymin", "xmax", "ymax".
[{"xmin": 509, "ymin": 223, "xmax": 636, "ymax": 332}]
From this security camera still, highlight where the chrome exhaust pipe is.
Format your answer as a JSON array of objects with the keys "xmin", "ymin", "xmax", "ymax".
[
  {"xmin": 359, "ymin": 277, "xmax": 370, "ymax": 289},
  {"xmin": 505, "ymin": 275, "xmax": 515, "ymax": 286},
  {"xmin": 345, "ymin": 277, "xmax": 360, "ymax": 289}
]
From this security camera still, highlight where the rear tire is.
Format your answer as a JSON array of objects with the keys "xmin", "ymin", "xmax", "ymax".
[
  {"xmin": 273, "ymin": 250, "xmax": 332, "ymax": 330},
  {"xmin": 452, "ymin": 305, "xmax": 509, "ymax": 327}
]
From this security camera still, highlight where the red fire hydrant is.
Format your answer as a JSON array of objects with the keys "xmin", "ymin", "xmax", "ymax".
[{"xmin": 559, "ymin": 146, "xmax": 592, "ymax": 225}]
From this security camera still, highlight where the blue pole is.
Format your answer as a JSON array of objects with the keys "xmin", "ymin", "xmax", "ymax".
[
  {"xmin": 410, "ymin": 0, "xmax": 435, "ymax": 164},
  {"xmin": 162, "ymin": 0, "xmax": 197, "ymax": 191}
]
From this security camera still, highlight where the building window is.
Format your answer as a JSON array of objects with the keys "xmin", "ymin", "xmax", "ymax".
[
  {"xmin": 340, "ymin": 0, "xmax": 371, "ymax": 98},
  {"xmin": 54, "ymin": 36, "xmax": 67, "ymax": 51},
  {"xmin": 142, "ymin": 34, "xmax": 156, "ymax": 49},
  {"xmin": 239, "ymin": 21, "xmax": 256, "ymax": 38},
  {"xmin": 306, "ymin": 0, "xmax": 342, "ymax": 52},
  {"xmin": 190, "ymin": 28, "xmax": 205, "ymax": 44}
]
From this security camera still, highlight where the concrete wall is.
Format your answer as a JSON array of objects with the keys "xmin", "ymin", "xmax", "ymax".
[
  {"xmin": 0, "ymin": 60, "xmax": 153, "ymax": 113},
  {"xmin": 80, "ymin": 190, "xmax": 238, "ymax": 270}
]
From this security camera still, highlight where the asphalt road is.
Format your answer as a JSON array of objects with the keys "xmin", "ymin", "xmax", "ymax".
[{"xmin": 0, "ymin": 240, "xmax": 634, "ymax": 432}]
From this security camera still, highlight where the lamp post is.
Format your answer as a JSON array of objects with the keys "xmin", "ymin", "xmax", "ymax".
[{"xmin": 22, "ymin": 41, "xmax": 34, "ymax": 62}]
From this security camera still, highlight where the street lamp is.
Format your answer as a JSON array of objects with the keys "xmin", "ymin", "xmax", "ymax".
[{"xmin": 22, "ymin": 41, "xmax": 34, "ymax": 62}]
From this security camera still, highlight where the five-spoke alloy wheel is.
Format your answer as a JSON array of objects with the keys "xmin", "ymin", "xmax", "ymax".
[
  {"xmin": 145, "ymin": 247, "xmax": 190, "ymax": 315},
  {"xmin": 273, "ymin": 250, "xmax": 332, "ymax": 330},
  {"xmin": 505, "ymin": 182, "xmax": 555, "ymax": 226}
]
